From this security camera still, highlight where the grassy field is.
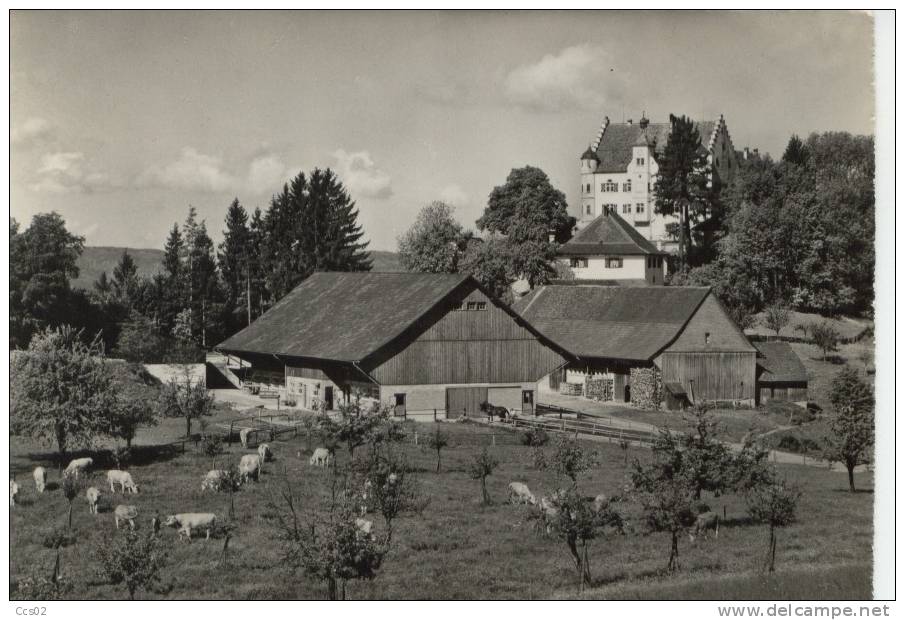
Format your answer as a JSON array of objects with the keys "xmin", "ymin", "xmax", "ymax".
[{"xmin": 10, "ymin": 410, "xmax": 874, "ymax": 600}]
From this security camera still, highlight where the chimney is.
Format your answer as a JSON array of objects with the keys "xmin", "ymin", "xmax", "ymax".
[
  {"xmin": 639, "ymin": 112, "xmax": 649, "ymax": 129},
  {"xmin": 626, "ymin": 119, "xmax": 633, "ymax": 125},
  {"xmin": 743, "ymin": 147, "xmax": 750, "ymax": 160}
]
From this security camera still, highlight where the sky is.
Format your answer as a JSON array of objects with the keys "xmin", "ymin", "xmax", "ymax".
[{"xmin": 10, "ymin": 10, "xmax": 875, "ymax": 252}]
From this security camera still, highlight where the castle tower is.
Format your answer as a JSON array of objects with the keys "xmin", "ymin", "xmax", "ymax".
[{"xmin": 579, "ymin": 146, "xmax": 599, "ymax": 224}]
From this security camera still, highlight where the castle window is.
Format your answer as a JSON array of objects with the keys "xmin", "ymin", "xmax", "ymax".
[
  {"xmin": 585, "ymin": 204, "xmax": 592, "ymax": 215},
  {"xmin": 605, "ymin": 257, "xmax": 623, "ymax": 269},
  {"xmin": 623, "ymin": 180, "xmax": 632, "ymax": 192},
  {"xmin": 570, "ymin": 257, "xmax": 588, "ymax": 269},
  {"xmin": 622, "ymin": 204, "xmax": 631, "ymax": 214},
  {"xmin": 636, "ymin": 203, "xmax": 645, "ymax": 213},
  {"xmin": 637, "ymin": 157, "xmax": 645, "ymax": 166}
]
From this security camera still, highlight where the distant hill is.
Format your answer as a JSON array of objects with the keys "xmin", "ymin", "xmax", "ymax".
[
  {"xmin": 72, "ymin": 247, "xmax": 403, "ymax": 290},
  {"xmin": 73, "ymin": 247, "xmax": 166, "ymax": 290}
]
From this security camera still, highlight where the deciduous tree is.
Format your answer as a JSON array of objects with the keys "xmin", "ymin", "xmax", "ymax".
[{"xmin": 824, "ymin": 367, "xmax": 874, "ymax": 492}]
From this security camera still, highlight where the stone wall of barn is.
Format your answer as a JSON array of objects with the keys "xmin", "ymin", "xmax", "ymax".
[{"xmin": 378, "ymin": 381, "xmax": 537, "ymax": 421}]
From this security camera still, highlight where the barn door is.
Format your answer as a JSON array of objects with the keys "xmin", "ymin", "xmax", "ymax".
[
  {"xmin": 522, "ymin": 390, "xmax": 534, "ymax": 415},
  {"xmin": 446, "ymin": 387, "xmax": 488, "ymax": 418}
]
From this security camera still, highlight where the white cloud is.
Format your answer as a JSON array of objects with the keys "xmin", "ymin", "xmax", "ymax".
[
  {"xmin": 503, "ymin": 44, "xmax": 628, "ymax": 112},
  {"xmin": 137, "ymin": 147, "xmax": 237, "ymax": 192},
  {"xmin": 247, "ymin": 154, "xmax": 294, "ymax": 195},
  {"xmin": 11, "ymin": 117, "xmax": 55, "ymax": 148},
  {"xmin": 332, "ymin": 149, "xmax": 393, "ymax": 200},
  {"xmin": 438, "ymin": 184, "xmax": 469, "ymax": 208},
  {"xmin": 30, "ymin": 150, "xmax": 120, "ymax": 194}
]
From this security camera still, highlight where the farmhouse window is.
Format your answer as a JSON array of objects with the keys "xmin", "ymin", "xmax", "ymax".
[
  {"xmin": 705, "ymin": 332, "xmax": 711, "ymax": 345},
  {"xmin": 570, "ymin": 257, "xmax": 588, "ymax": 268},
  {"xmin": 605, "ymin": 257, "xmax": 623, "ymax": 268}
]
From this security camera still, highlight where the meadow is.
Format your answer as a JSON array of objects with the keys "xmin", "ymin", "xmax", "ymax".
[{"xmin": 10, "ymin": 409, "xmax": 874, "ymax": 600}]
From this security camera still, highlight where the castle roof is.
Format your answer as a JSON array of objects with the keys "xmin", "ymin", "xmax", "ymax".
[
  {"xmin": 557, "ymin": 211, "xmax": 665, "ymax": 256},
  {"xmin": 581, "ymin": 147, "xmax": 599, "ymax": 161},
  {"xmin": 588, "ymin": 119, "xmax": 718, "ymax": 173}
]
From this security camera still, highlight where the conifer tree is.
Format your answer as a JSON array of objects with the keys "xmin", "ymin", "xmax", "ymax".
[{"xmin": 218, "ymin": 198, "xmax": 251, "ymax": 330}]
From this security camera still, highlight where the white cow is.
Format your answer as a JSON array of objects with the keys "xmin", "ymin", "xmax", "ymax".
[
  {"xmin": 507, "ymin": 482, "xmax": 536, "ymax": 505},
  {"xmin": 33, "ymin": 467, "xmax": 47, "ymax": 494},
  {"xmin": 165, "ymin": 513, "xmax": 217, "ymax": 541},
  {"xmin": 591, "ymin": 493, "xmax": 608, "ymax": 514},
  {"xmin": 65, "ymin": 457, "xmax": 93, "ymax": 478},
  {"xmin": 354, "ymin": 517, "xmax": 373, "ymax": 539},
  {"xmin": 86, "ymin": 486, "xmax": 101, "ymax": 514},
  {"xmin": 257, "ymin": 443, "xmax": 273, "ymax": 462},
  {"xmin": 689, "ymin": 511, "xmax": 720, "ymax": 542},
  {"xmin": 201, "ymin": 470, "xmax": 228, "ymax": 492},
  {"xmin": 309, "ymin": 447, "xmax": 331, "ymax": 468},
  {"xmin": 10, "ymin": 479, "xmax": 18, "ymax": 507},
  {"xmin": 107, "ymin": 470, "xmax": 139, "ymax": 494},
  {"xmin": 238, "ymin": 454, "xmax": 262, "ymax": 483},
  {"xmin": 239, "ymin": 428, "xmax": 252, "ymax": 449},
  {"xmin": 114, "ymin": 504, "xmax": 139, "ymax": 530}
]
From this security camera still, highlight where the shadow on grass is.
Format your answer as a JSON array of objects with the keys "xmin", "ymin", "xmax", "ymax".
[
  {"xmin": 25, "ymin": 443, "xmax": 188, "ymax": 470},
  {"xmin": 833, "ymin": 488, "xmax": 874, "ymax": 495},
  {"xmin": 811, "ymin": 355, "xmax": 847, "ymax": 365}
]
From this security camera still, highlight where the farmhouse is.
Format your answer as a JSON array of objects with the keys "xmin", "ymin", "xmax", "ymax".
[
  {"xmin": 215, "ymin": 272, "xmax": 570, "ymax": 420},
  {"xmin": 557, "ymin": 210, "xmax": 667, "ymax": 284},
  {"xmin": 754, "ymin": 341, "xmax": 809, "ymax": 407},
  {"xmin": 513, "ymin": 283, "xmax": 757, "ymax": 406}
]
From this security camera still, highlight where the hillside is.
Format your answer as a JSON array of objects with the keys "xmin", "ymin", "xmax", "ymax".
[
  {"xmin": 73, "ymin": 247, "xmax": 402, "ymax": 290},
  {"xmin": 72, "ymin": 247, "xmax": 166, "ymax": 290}
]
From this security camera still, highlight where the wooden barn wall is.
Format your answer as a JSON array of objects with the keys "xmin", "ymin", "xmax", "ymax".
[
  {"xmin": 285, "ymin": 361, "xmax": 371, "ymax": 386},
  {"xmin": 667, "ymin": 294, "xmax": 754, "ymax": 352},
  {"xmin": 660, "ymin": 351, "xmax": 756, "ymax": 401},
  {"xmin": 367, "ymin": 288, "xmax": 567, "ymax": 385},
  {"xmin": 758, "ymin": 385, "xmax": 809, "ymax": 404}
]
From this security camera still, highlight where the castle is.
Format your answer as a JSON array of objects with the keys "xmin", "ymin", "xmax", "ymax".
[{"xmin": 577, "ymin": 113, "xmax": 737, "ymax": 253}]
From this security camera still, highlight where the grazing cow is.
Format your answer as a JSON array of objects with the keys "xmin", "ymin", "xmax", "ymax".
[
  {"xmin": 354, "ymin": 518, "xmax": 373, "ymax": 539},
  {"xmin": 689, "ymin": 511, "xmax": 720, "ymax": 542},
  {"xmin": 33, "ymin": 467, "xmax": 47, "ymax": 494},
  {"xmin": 164, "ymin": 513, "xmax": 217, "ymax": 541},
  {"xmin": 479, "ymin": 401, "xmax": 508, "ymax": 422},
  {"xmin": 309, "ymin": 447, "xmax": 331, "ymax": 468},
  {"xmin": 507, "ymin": 482, "xmax": 537, "ymax": 505},
  {"xmin": 86, "ymin": 487, "xmax": 101, "ymax": 514},
  {"xmin": 201, "ymin": 470, "xmax": 228, "ymax": 492},
  {"xmin": 238, "ymin": 454, "xmax": 262, "ymax": 483},
  {"xmin": 10, "ymin": 479, "xmax": 18, "ymax": 507},
  {"xmin": 239, "ymin": 428, "xmax": 252, "ymax": 449},
  {"xmin": 591, "ymin": 493, "xmax": 608, "ymax": 513},
  {"xmin": 114, "ymin": 504, "xmax": 139, "ymax": 530},
  {"xmin": 65, "ymin": 457, "xmax": 93, "ymax": 478},
  {"xmin": 257, "ymin": 443, "xmax": 273, "ymax": 462},
  {"xmin": 107, "ymin": 470, "xmax": 139, "ymax": 494}
]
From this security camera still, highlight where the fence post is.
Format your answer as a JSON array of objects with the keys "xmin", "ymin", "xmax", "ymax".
[
  {"xmin": 228, "ymin": 423, "xmax": 233, "ymax": 446},
  {"xmin": 492, "ymin": 434, "xmax": 496, "ymax": 447},
  {"xmin": 414, "ymin": 432, "xmax": 419, "ymax": 446},
  {"xmin": 434, "ymin": 409, "xmax": 437, "ymax": 422}
]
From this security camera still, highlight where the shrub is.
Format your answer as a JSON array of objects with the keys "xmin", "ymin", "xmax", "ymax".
[
  {"xmin": 521, "ymin": 428, "xmax": 549, "ymax": 447},
  {"xmin": 12, "ymin": 568, "xmax": 72, "ymax": 601},
  {"xmin": 95, "ymin": 529, "xmax": 167, "ymax": 600},
  {"xmin": 468, "ymin": 449, "xmax": 499, "ymax": 505}
]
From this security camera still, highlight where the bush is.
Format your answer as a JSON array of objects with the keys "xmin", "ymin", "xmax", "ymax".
[
  {"xmin": 11, "ymin": 569, "xmax": 72, "ymax": 601},
  {"xmin": 521, "ymin": 428, "xmax": 550, "ymax": 447},
  {"xmin": 95, "ymin": 529, "xmax": 167, "ymax": 600}
]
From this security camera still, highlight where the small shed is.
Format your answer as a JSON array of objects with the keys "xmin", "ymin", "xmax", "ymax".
[
  {"xmin": 755, "ymin": 342, "xmax": 809, "ymax": 406},
  {"xmin": 664, "ymin": 382, "xmax": 690, "ymax": 411}
]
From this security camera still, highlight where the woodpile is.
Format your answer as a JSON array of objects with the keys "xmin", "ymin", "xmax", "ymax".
[
  {"xmin": 585, "ymin": 377, "xmax": 614, "ymax": 401},
  {"xmin": 630, "ymin": 367, "xmax": 662, "ymax": 410},
  {"xmin": 558, "ymin": 382, "xmax": 583, "ymax": 396}
]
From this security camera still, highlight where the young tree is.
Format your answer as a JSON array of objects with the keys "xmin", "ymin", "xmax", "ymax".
[
  {"xmin": 427, "ymin": 427, "xmax": 449, "ymax": 473},
  {"xmin": 318, "ymin": 401, "xmax": 389, "ymax": 462},
  {"xmin": 679, "ymin": 401, "xmax": 734, "ymax": 499},
  {"xmin": 653, "ymin": 115, "xmax": 715, "ymax": 268},
  {"xmin": 469, "ymin": 449, "xmax": 499, "ymax": 505},
  {"xmin": 542, "ymin": 487, "xmax": 622, "ymax": 592},
  {"xmin": 218, "ymin": 465, "xmax": 243, "ymax": 520},
  {"xmin": 746, "ymin": 477, "xmax": 800, "ymax": 572},
  {"xmin": 157, "ymin": 369, "xmax": 215, "ymax": 438},
  {"xmin": 824, "ymin": 368, "xmax": 874, "ymax": 492},
  {"xmin": 536, "ymin": 435, "xmax": 598, "ymax": 485},
  {"xmin": 398, "ymin": 201, "xmax": 470, "ymax": 273},
  {"xmin": 763, "ymin": 301, "xmax": 792, "ymax": 338},
  {"xmin": 61, "ymin": 473, "xmax": 81, "ymax": 530},
  {"xmin": 95, "ymin": 530, "xmax": 167, "ymax": 600},
  {"xmin": 112, "ymin": 250, "xmax": 140, "ymax": 305},
  {"xmin": 107, "ymin": 381, "xmax": 158, "ymax": 450},
  {"xmin": 357, "ymin": 454, "xmax": 426, "ymax": 543},
  {"xmin": 11, "ymin": 326, "xmax": 113, "ymax": 463},
  {"xmin": 810, "ymin": 322, "xmax": 841, "ymax": 361}
]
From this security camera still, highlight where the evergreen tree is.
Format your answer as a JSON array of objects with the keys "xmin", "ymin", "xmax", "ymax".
[
  {"xmin": 163, "ymin": 223, "xmax": 183, "ymax": 284},
  {"xmin": 782, "ymin": 134, "xmax": 810, "ymax": 166},
  {"xmin": 112, "ymin": 251, "xmax": 139, "ymax": 305},
  {"xmin": 218, "ymin": 198, "xmax": 251, "ymax": 330},
  {"xmin": 653, "ymin": 115, "xmax": 715, "ymax": 268},
  {"xmin": 248, "ymin": 207, "xmax": 267, "ymax": 319}
]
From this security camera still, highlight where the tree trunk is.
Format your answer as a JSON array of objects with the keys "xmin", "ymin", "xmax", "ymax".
[
  {"xmin": 768, "ymin": 524, "xmax": 776, "ymax": 573},
  {"xmin": 186, "ymin": 416, "xmax": 192, "ymax": 439},
  {"xmin": 246, "ymin": 273, "xmax": 252, "ymax": 326},
  {"xmin": 126, "ymin": 436, "xmax": 133, "ymax": 450},
  {"xmin": 668, "ymin": 530, "xmax": 680, "ymax": 572},
  {"xmin": 67, "ymin": 503, "xmax": 73, "ymax": 530},
  {"xmin": 847, "ymin": 465, "xmax": 856, "ymax": 492},
  {"xmin": 436, "ymin": 451, "xmax": 441, "ymax": 473},
  {"xmin": 682, "ymin": 202, "xmax": 692, "ymax": 267},
  {"xmin": 327, "ymin": 577, "xmax": 338, "ymax": 601},
  {"xmin": 581, "ymin": 541, "xmax": 592, "ymax": 588}
]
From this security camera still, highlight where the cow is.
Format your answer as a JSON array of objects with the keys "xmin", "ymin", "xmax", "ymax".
[
  {"xmin": 106, "ymin": 470, "xmax": 139, "ymax": 494},
  {"xmin": 239, "ymin": 428, "xmax": 253, "ymax": 449},
  {"xmin": 238, "ymin": 454, "xmax": 262, "ymax": 483},
  {"xmin": 354, "ymin": 518, "xmax": 373, "ymax": 539},
  {"xmin": 114, "ymin": 504, "xmax": 139, "ymax": 530},
  {"xmin": 309, "ymin": 447, "xmax": 332, "ymax": 468},
  {"xmin": 507, "ymin": 482, "xmax": 536, "ymax": 505},
  {"xmin": 9, "ymin": 479, "xmax": 18, "ymax": 507},
  {"xmin": 65, "ymin": 457, "xmax": 93, "ymax": 478},
  {"xmin": 201, "ymin": 470, "xmax": 228, "ymax": 492},
  {"xmin": 689, "ymin": 511, "xmax": 720, "ymax": 543},
  {"xmin": 479, "ymin": 401, "xmax": 508, "ymax": 422},
  {"xmin": 164, "ymin": 513, "xmax": 217, "ymax": 541},
  {"xmin": 591, "ymin": 493, "xmax": 608, "ymax": 513},
  {"xmin": 257, "ymin": 443, "xmax": 273, "ymax": 463},
  {"xmin": 33, "ymin": 467, "xmax": 47, "ymax": 494},
  {"xmin": 86, "ymin": 487, "xmax": 101, "ymax": 514}
]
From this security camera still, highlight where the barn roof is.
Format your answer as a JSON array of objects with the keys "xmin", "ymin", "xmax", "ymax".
[
  {"xmin": 590, "ymin": 120, "xmax": 717, "ymax": 173},
  {"xmin": 558, "ymin": 211, "xmax": 664, "ymax": 256},
  {"xmin": 512, "ymin": 284, "xmax": 711, "ymax": 361},
  {"xmin": 755, "ymin": 341, "xmax": 808, "ymax": 384},
  {"xmin": 216, "ymin": 271, "xmax": 471, "ymax": 363}
]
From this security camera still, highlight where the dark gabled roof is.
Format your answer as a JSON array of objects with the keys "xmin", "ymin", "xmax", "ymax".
[
  {"xmin": 558, "ymin": 211, "xmax": 665, "ymax": 256},
  {"xmin": 216, "ymin": 272, "xmax": 470, "ymax": 363},
  {"xmin": 581, "ymin": 147, "xmax": 598, "ymax": 160},
  {"xmin": 592, "ymin": 120, "xmax": 717, "ymax": 173},
  {"xmin": 755, "ymin": 341, "xmax": 808, "ymax": 384},
  {"xmin": 664, "ymin": 382, "xmax": 687, "ymax": 396},
  {"xmin": 512, "ymin": 285, "xmax": 711, "ymax": 361}
]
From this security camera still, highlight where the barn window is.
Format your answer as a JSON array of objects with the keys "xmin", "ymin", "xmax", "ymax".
[
  {"xmin": 475, "ymin": 302, "xmax": 487, "ymax": 311},
  {"xmin": 570, "ymin": 257, "xmax": 588, "ymax": 268},
  {"xmin": 394, "ymin": 393, "xmax": 406, "ymax": 407},
  {"xmin": 605, "ymin": 257, "xmax": 623, "ymax": 268},
  {"xmin": 705, "ymin": 332, "xmax": 711, "ymax": 345}
]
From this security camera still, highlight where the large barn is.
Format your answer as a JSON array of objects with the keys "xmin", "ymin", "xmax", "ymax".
[
  {"xmin": 215, "ymin": 272, "xmax": 570, "ymax": 420},
  {"xmin": 513, "ymin": 283, "xmax": 757, "ymax": 405}
]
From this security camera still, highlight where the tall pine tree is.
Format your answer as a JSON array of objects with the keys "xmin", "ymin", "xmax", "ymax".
[{"xmin": 218, "ymin": 198, "xmax": 251, "ymax": 330}]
